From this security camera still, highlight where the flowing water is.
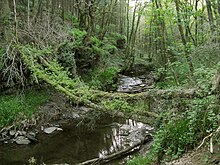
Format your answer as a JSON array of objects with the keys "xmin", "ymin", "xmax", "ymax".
[{"xmin": 117, "ymin": 74, "xmax": 154, "ymax": 93}]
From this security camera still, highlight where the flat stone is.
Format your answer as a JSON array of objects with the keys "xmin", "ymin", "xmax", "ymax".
[
  {"xmin": 43, "ymin": 127, "xmax": 57, "ymax": 134},
  {"xmin": 9, "ymin": 130, "xmax": 16, "ymax": 136},
  {"xmin": 15, "ymin": 136, "xmax": 31, "ymax": 145},
  {"xmin": 56, "ymin": 128, "xmax": 63, "ymax": 131},
  {"xmin": 43, "ymin": 127, "xmax": 63, "ymax": 134}
]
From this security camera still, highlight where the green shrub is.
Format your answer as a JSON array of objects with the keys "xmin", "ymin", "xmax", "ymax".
[
  {"xmin": 191, "ymin": 43, "xmax": 220, "ymax": 67},
  {"xmin": 155, "ymin": 61, "xmax": 190, "ymax": 89},
  {"xmin": 194, "ymin": 66, "xmax": 217, "ymax": 91},
  {"xmin": 91, "ymin": 36, "xmax": 103, "ymax": 47},
  {"xmin": 64, "ymin": 13, "xmax": 79, "ymax": 26},
  {"xmin": 102, "ymin": 43, "xmax": 118, "ymax": 54},
  {"xmin": 137, "ymin": 96, "xmax": 218, "ymax": 164},
  {"xmin": 69, "ymin": 28, "xmax": 87, "ymax": 46},
  {"xmin": 88, "ymin": 67, "xmax": 120, "ymax": 91},
  {"xmin": 102, "ymin": 99, "xmax": 132, "ymax": 112},
  {"xmin": 127, "ymin": 156, "xmax": 149, "ymax": 165}
]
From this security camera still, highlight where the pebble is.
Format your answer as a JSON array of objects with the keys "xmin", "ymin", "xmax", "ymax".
[
  {"xmin": 43, "ymin": 126, "xmax": 63, "ymax": 134},
  {"xmin": 9, "ymin": 130, "xmax": 16, "ymax": 136},
  {"xmin": 15, "ymin": 136, "xmax": 31, "ymax": 145}
]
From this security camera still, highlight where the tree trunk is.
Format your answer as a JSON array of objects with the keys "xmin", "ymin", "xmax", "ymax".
[
  {"xmin": 218, "ymin": 0, "xmax": 220, "ymax": 15},
  {"xmin": 0, "ymin": 0, "xmax": 10, "ymax": 40},
  {"xmin": 174, "ymin": 0, "xmax": 194, "ymax": 80},
  {"xmin": 195, "ymin": 0, "xmax": 199, "ymax": 45},
  {"xmin": 205, "ymin": 0, "xmax": 214, "ymax": 32}
]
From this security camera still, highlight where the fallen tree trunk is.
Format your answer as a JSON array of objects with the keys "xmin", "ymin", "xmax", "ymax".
[
  {"xmin": 19, "ymin": 46, "xmax": 219, "ymax": 114},
  {"xmin": 77, "ymin": 135, "xmax": 153, "ymax": 165},
  {"xmin": 88, "ymin": 88, "xmax": 216, "ymax": 102}
]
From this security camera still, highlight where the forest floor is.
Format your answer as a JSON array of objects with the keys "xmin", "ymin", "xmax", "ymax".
[{"xmin": 166, "ymin": 144, "xmax": 220, "ymax": 165}]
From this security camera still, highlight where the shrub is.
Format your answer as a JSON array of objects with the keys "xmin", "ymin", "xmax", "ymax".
[
  {"xmin": 137, "ymin": 96, "xmax": 219, "ymax": 164},
  {"xmin": 88, "ymin": 67, "xmax": 120, "ymax": 91},
  {"xmin": 191, "ymin": 43, "xmax": 220, "ymax": 68}
]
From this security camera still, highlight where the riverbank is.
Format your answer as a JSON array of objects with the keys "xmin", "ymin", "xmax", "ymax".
[
  {"xmin": 0, "ymin": 89, "xmax": 50, "ymax": 129},
  {"xmin": 0, "ymin": 89, "xmax": 154, "ymax": 164}
]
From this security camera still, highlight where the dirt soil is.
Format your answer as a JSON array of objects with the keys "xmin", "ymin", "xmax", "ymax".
[{"xmin": 166, "ymin": 144, "xmax": 220, "ymax": 165}]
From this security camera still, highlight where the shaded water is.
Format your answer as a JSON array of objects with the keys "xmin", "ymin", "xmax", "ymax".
[{"xmin": 0, "ymin": 116, "xmax": 150, "ymax": 165}]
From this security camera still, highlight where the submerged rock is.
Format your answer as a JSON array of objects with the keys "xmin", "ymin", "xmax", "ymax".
[
  {"xmin": 26, "ymin": 132, "xmax": 38, "ymax": 142},
  {"xmin": 15, "ymin": 136, "xmax": 31, "ymax": 145},
  {"xmin": 43, "ymin": 127, "xmax": 63, "ymax": 134}
]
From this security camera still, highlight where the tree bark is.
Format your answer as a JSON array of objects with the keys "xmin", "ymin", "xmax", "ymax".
[
  {"xmin": 0, "ymin": 0, "xmax": 10, "ymax": 40},
  {"xmin": 218, "ymin": 0, "xmax": 220, "ymax": 15},
  {"xmin": 205, "ymin": 0, "xmax": 214, "ymax": 32},
  {"xmin": 174, "ymin": 0, "xmax": 194, "ymax": 79}
]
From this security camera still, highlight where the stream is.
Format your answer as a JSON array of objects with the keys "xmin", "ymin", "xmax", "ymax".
[
  {"xmin": 0, "ymin": 74, "xmax": 154, "ymax": 164},
  {"xmin": 0, "ymin": 116, "xmax": 153, "ymax": 164}
]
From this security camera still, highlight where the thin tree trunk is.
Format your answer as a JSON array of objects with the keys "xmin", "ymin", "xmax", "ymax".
[
  {"xmin": 195, "ymin": 0, "xmax": 199, "ymax": 45},
  {"xmin": 27, "ymin": 0, "xmax": 30, "ymax": 28},
  {"xmin": 130, "ymin": 3, "xmax": 146, "ymax": 66},
  {"xmin": 13, "ymin": 0, "xmax": 18, "ymax": 39},
  {"xmin": 126, "ymin": 0, "xmax": 130, "ymax": 42},
  {"xmin": 174, "ymin": 0, "xmax": 195, "ymax": 79},
  {"xmin": 0, "ymin": 0, "xmax": 10, "ymax": 40},
  {"xmin": 205, "ymin": 0, "xmax": 214, "ymax": 32},
  {"xmin": 218, "ymin": 0, "xmax": 220, "ymax": 14},
  {"xmin": 34, "ymin": 0, "xmax": 43, "ymax": 23}
]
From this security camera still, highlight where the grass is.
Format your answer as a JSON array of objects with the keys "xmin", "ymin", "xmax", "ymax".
[
  {"xmin": 0, "ymin": 89, "xmax": 50, "ymax": 128},
  {"xmin": 127, "ymin": 156, "xmax": 150, "ymax": 165}
]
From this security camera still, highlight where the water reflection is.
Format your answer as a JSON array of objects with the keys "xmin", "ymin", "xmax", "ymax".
[{"xmin": 0, "ymin": 116, "xmax": 151, "ymax": 164}]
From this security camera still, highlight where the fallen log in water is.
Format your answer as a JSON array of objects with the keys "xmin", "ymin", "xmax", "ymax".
[{"xmin": 77, "ymin": 135, "xmax": 153, "ymax": 165}]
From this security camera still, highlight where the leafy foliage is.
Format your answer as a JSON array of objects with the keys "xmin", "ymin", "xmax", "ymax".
[
  {"xmin": 102, "ymin": 99, "xmax": 132, "ymax": 112},
  {"xmin": 128, "ymin": 95, "xmax": 219, "ymax": 164},
  {"xmin": 191, "ymin": 43, "xmax": 220, "ymax": 68},
  {"xmin": 88, "ymin": 67, "xmax": 120, "ymax": 91}
]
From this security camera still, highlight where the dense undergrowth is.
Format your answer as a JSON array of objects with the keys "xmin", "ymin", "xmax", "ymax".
[{"xmin": 128, "ymin": 48, "xmax": 220, "ymax": 164}]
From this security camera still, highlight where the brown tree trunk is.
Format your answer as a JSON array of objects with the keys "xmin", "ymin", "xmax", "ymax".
[
  {"xmin": 195, "ymin": 0, "xmax": 199, "ymax": 45},
  {"xmin": 218, "ymin": 0, "xmax": 220, "ymax": 14},
  {"xmin": 0, "ymin": 0, "xmax": 10, "ymax": 40},
  {"xmin": 205, "ymin": 0, "xmax": 214, "ymax": 32}
]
